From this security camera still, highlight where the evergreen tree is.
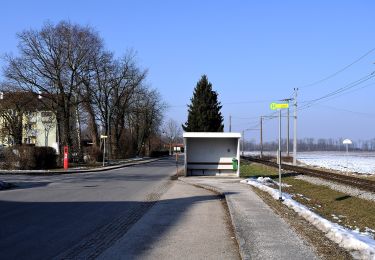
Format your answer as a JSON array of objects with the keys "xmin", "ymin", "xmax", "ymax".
[{"xmin": 182, "ymin": 75, "xmax": 224, "ymax": 132}]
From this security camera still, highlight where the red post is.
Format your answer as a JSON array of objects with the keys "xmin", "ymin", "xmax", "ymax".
[{"xmin": 64, "ymin": 146, "xmax": 69, "ymax": 170}]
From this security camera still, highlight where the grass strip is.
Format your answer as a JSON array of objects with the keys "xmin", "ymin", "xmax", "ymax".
[{"xmin": 241, "ymin": 162, "xmax": 375, "ymax": 237}]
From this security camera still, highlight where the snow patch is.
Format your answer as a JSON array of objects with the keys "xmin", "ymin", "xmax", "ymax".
[
  {"xmin": 241, "ymin": 178, "xmax": 375, "ymax": 259},
  {"xmin": 243, "ymin": 151, "xmax": 375, "ymax": 175},
  {"xmin": 255, "ymin": 176, "xmax": 291, "ymax": 187}
]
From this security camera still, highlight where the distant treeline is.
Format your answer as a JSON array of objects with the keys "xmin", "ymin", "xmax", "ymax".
[{"xmin": 244, "ymin": 138, "xmax": 375, "ymax": 152}]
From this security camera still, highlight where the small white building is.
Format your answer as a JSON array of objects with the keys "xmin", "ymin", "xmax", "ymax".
[{"xmin": 183, "ymin": 132, "xmax": 241, "ymax": 177}]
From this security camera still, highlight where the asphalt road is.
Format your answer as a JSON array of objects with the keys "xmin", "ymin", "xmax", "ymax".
[{"xmin": 0, "ymin": 157, "xmax": 179, "ymax": 260}]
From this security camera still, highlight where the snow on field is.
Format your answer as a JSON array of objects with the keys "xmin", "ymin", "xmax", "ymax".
[
  {"xmin": 243, "ymin": 151, "xmax": 375, "ymax": 175},
  {"xmin": 297, "ymin": 152, "xmax": 375, "ymax": 175},
  {"xmin": 241, "ymin": 177, "xmax": 375, "ymax": 259}
]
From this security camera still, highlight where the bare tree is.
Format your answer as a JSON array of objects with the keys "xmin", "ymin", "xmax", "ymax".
[
  {"xmin": 163, "ymin": 119, "xmax": 182, "ymax": 155},
  {"xmin": 2, "ymin": 20, "xmax": 168, "ymax": 161},
  {"xmin": 4, "ymin": 21, "xmax": 103, "ymax": 154}
]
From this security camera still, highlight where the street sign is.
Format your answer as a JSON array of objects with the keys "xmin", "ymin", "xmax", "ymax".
[
  {"xmin": 100, "ymin": 135, "xmax": 108, "ymax": 138},
  {"xmin": 270, "ymin": 102, "xmax": 289, "ymax": 110}
]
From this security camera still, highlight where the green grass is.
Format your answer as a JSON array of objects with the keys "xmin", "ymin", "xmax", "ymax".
[
  {"xmin": 241, "ymin": 161, "xmax": 375, "ymax": 235},
  {"xmin": 283, "ymin": 177, "xmax": 375, "ymax": 233},
  {"xmin": 240, "ymin": 161, "xmax": 278, "ymax": 178}
]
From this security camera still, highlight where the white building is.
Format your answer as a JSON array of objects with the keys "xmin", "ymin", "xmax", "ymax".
[
  {"xmin": 183, "ymin": 132, "xmax": 241, "ymax": 177},
  {"xmin": 0, "ymin": 91, "xmax": 58, "ymax": 151}
]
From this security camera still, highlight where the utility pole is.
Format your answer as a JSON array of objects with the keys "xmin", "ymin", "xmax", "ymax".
[
  {"xmin": 293, "ymin": 88, "xmax": 298, "ymax": 165},
  {"xmin": 260, "ymin": 116, "xmax": 263, "ymax": 159},
  {"xmin": 242, "ymin": 130, "xmax": 245, "ymax": 156},
  {"xmin": 278, "ymin": 109, "xmax": 282, "ymax": 200},
  {"xmin": 229, "ymin": 115, "xmax": 232, "ymax": 132},
  {"xmin": 281, "ymin": 98, "xmax": 292, "ymax": 157},
  {"xmin": 287, "ymin": 106, "xmax": 290, "ymax": 156}
]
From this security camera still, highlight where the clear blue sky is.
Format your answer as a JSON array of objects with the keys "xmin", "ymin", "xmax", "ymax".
[{"xmin": 1, "ymin": 1, "xmax": 374, "ymax": 142}]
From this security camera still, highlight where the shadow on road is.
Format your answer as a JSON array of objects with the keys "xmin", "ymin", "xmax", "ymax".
[
  {"xmin": 0, "ymin": 181, "xmax": 50, "ymax": 191},
  {"xmin": 0, "ymin": 193, "xmax": 223, "ymax": 260}
]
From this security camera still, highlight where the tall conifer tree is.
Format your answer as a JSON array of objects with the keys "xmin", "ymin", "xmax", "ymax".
[{"xmin": 182, "ymin": 75, "xmax": 224, "ymax": 132}]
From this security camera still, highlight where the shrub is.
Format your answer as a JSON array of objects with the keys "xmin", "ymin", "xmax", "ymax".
[
  {"xmin": 33, "ymin": 147, "xmax": 57, "ymax": 169},
  {"xmin": 150, "ymin": 150, "xmax": 169, "ymax": 158},
  {"xmin": 3, "ymin": 145, "xmax": 57, "ymax": 170},
  {"xmin": 83, "ymin": 146, "xmax": 103, "ymax": 163}
]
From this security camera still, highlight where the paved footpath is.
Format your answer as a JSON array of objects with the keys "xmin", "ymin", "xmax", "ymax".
[
  {"xmin": 98, "ymin": 180, "xmax": 240, "ymax": 260},
  {"xmin": 180, "ymin": 177, "xmax": 319, "ymax": 260}
]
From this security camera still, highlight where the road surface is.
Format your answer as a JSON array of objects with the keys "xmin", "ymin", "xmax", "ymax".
[{"xmin": 0, "ymin": 158, "xmax": 178, "ymax": 259}]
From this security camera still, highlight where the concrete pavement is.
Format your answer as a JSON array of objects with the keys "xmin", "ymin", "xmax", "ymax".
[
  {"xmin": 180, "ymin": 177, "xmax": 319, "ymax": 260},
  {"xmin": 0, "ymin": 158, "xmax": 178, "ymax": 259},
  {"xmin": 98, "ymin": 180, "xmax": 240, "ymax": 260}
]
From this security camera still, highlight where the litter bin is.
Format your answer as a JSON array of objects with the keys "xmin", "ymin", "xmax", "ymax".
[{"xmin": 232, "ymin": 158, "xmax": 238, "ymax": 171}]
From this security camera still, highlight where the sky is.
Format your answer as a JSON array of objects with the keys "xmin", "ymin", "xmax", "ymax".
[{"xmin": 0, "ymin": 1, "xmax": 374, "ymax": 143}]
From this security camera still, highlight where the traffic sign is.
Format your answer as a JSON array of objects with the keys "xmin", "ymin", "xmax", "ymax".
[
  {"xmin": 100, "ymin": 135, "xmax": 108, "ymax": 138},
  {"xmin": 270, "ymin": 102, "xmax": 289, "ymax": 110}
]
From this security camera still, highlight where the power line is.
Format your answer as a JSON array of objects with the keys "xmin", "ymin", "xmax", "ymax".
[
  {"xmin": 317, "ymin": 104, "xmax": 375, "ymax": 118},
  {"xmin": 298, "ymin": 72, "xmax": 375, "ymax": 111},
  {"xmin": 169, "ymin": 98, "xmax": 278, "ymax": 108},
  {"xmin": 299, "ymin": 47, "xmax": 375, "ymax": 89}
]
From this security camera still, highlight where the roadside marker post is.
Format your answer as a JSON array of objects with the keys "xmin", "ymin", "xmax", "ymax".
[
  {"xmin": 343, "ymin": 139, "xmax": 352, "ymax": 173},
  {"xmin": 63, "ymin": 146, "xmax": 69, "ymax": 170},
  {"xmin": 101, "ymin": 135, "xmax": 108, "ymax": 167},
  {"xmin": 174, "ymin": 147, "xmax": 180, "ymax": 175},
  {"xmin": 270, "ymin": 102, "xmax": 289, "ymax": 200}
]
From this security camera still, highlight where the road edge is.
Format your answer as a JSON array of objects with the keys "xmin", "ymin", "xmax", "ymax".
[
  {"xmin": 0, "ymin": 157, "xmax": 164, "ymax": 175},
  {"xmin": 179, "ymin": 177, "xmax": 249, "ymax": 260}
]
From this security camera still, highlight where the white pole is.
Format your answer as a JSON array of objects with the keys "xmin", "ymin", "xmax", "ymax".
[
  {"xmin": 287, "ymin": 106, "xmax": 290, "ymax": 156},
  {"xmin": 278, "ymin": 109, "xmax": 282, "ymax": 200},
  {"xmin": 242, "ymin": 130, "xmax": 245, "ymax": 157},
  {"xmin": 293, "ymin": 88, "xmax": 298, "ymax": 165},
  {"xmin": 229, "ymin": 115, "xmax": 232, "ymax": 132},
  {"xmin": 103, "ymin": 138, "xmax": 106, "ymax": 167},
  {"xmin": 346, "ymin": 144, "xmax": 349, "ymax": 173},
  {"xmin": 260, "ymin": 116, "xmax": 263, "ymax": 159}
]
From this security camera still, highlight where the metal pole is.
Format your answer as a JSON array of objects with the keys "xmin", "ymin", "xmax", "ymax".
[
  {"xmin": 287, "ymin": 106, "xmax": 290, "ymax": 156},
  {"xmin": 293, "ymin": 88, "xmax": 298, "ymax": 165},
  {"xmin": 107, "ymin": 108, "xmax": 110, "ymax": 161},
  {"xmin": 260, "ymin": 116, "xmax": 263, "ymax": 159},
  {"xmin": 242, "ymin": 130, "xmax": 245, "ymax": 157},
  {"xmin": 103, "ymin": 138, "xmax": 106, "ymax": 167},
  {"xmin": 278, "ymin": 109, "xmax": 282, "ymax": 200},
  {"xmin": 229, "ymin": 115, "xmax": 232, "ymax": 132},
  {"xmin": 346, "ymin": 144, "xmax": 349, "ymax": 172}
]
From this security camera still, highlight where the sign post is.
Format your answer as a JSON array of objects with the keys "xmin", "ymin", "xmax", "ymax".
[
  {"xmin": 63, "ymin": 146, "xmax": 69, "ymax": 170},
  {"xmin": 101, "ymin": 135, "xmax": 108, "ymax": 167},
  {"xmin": 174, "ymin": 147, "xmax": 180, "ymax": 175},
  {"xmin": 343, "ymin": 139, "xmax": 352, "ymax": 173},
  {"xmin": 270, "ymin": 102, "xmax": 289, "ymax": 200}
]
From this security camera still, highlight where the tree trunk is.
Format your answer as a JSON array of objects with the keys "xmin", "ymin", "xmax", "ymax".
[{"xmin": 84, "ymin": 102, "xmax": 99, "ymax": 147}]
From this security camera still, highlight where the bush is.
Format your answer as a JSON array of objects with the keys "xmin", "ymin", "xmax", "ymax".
[
  {"xmin": 150, "ymin": 150, "xmax": 169, "ymax": 158},
  {"xmin": 83, "ymin": 146, "xmax": 103, "ymax": 164},
  {"xmin": 34, "ymin": 147, "xmax": 57, "ymax": 169},
  {"xmin": 3, "ymin": 146, "xmax": 57, "ymax": 170}
]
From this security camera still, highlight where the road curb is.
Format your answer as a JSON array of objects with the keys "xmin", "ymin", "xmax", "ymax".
[
  {"xmin": 179, "ymin": 177, "xmax": 250, "ymax": 260},
  {"xmin": 0, "ymin": 157, "xmax": 164, "ymax": 175}
]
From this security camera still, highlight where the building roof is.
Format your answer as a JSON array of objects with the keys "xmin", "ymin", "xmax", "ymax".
[
  {"xmin": 183, "ymin": 132, "xmax": 241, "ymax": 138},
  {"xmin": 0, "ymin": 91, "xmax": 55, "ymax": 111}
]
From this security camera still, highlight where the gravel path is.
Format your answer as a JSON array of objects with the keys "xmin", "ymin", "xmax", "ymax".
[{"xmin": 294, "ymin": 175, "xmax": 375, "ymax": 202}]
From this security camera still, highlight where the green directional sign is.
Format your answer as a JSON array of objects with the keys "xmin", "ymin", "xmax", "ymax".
[{"xmin": 270, "ymin": 102, "xmax": 289, "ymax": 110}]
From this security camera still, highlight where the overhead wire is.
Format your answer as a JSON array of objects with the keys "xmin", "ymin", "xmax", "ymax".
[
  {"xmin": 297, "ymin": 71, "xmax": 375, "ymax": 112},
  {"xmin": 299, "ymin": 47, "xmax": 375, "ymax": 89},
  {"xmin": 316, "ymin": 104, "xmax": 375, "ymax": 118}
]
